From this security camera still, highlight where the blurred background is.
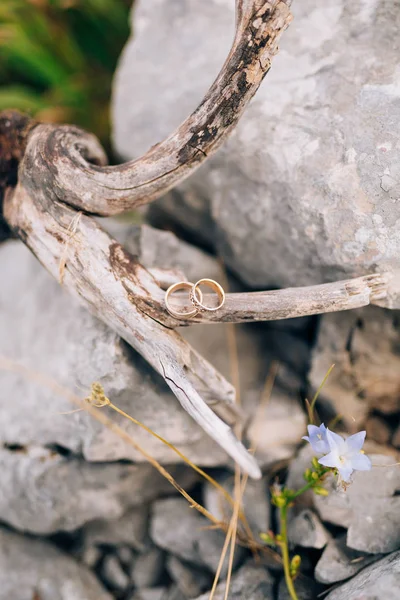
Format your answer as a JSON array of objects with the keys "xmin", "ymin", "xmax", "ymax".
[{"xmin": 0, "ymin": 0, "xmax": 131, "ymax": 155}]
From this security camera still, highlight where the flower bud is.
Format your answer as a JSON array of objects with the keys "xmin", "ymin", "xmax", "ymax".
[
  {"xmin": 273, "ymin": 496, "xmax": 286, "ymax": 508},
  {"xmin": 303, "ymin": 468, "xmax": 311, "ymax": 481},
  {"xmin": 311, "ymin": 457, "xmax": 320, "ymax": 469},
  {"xmin": 260, "ymin": 531, "xmax": 275, "ymax": 546},
  {"xmin": 313, "ymin": 486, "xmax": 329, "ymax": 496},
  {"xmin": 290, "ymin": 555, "xmax": 301, "ymax": 578}
]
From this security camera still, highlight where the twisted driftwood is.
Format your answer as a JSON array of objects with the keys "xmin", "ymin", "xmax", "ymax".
[{"xmin": 0, "ymin": 0, "xmax": 391, "ymax": 477}]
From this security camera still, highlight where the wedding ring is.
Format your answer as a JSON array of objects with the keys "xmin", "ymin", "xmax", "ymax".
[
  {"xmin": 190, "ymin": 278, "xmax": 225, "ymax": 312},
  {"xmin": 165, "ymin": 281, "xmax": 202, "ymax": 318}
]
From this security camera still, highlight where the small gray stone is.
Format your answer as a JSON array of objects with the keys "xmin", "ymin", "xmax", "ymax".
[
  {"xmin": 167, "ymin": 555, "xmax": 211, "ymax": 598},
  {"xmin": 81, "ymin": 545, "xmax": 102, "ymax": 569},
  {"xmin": 246, "ymin": 389, "xmax": 307, "ymax": 467},
  {"xmin": 325, "ymin": 551, "xmax": 400, "ymax": 600},
  {"xmin": 101, "ymin": 554, "xmax": 130, "ymax": 592},
  {"xmin": 116, "ymin": 545, "xmax": 136, "ymax": 569},
  {"xmin": 151, "ymin": 497, "xmax": 244, "ymax": 577},
  {"xmin": 204, "ymin": 471, "xmax": 270, "ymax": 535},
  {"xmin": 0, "ymin": 444, "xmax": 188, "ymax": 534},
  {"xmin": 315, "ymin": 534, "xmax": 382, "ymax": 584},
  {"xmin": 0, "ymin": 528, "xmax": 112, "ymax": 600},
  {"xmin": 288, "ymin": 509, "xmax": 330, "ymax": 550},
  {"xmin": 130, "ymin": 546, "xmax": 164, "ymax": 588},
  {"xmin": 82, "ymin": 505, "xmax": 150, "ymax": 552},
  {"xmin": 194, "ymin": 561, "xmax": 274, "ymax": 600},
  {"xmin": 128, "ymin": 587, "xmax": 166, "ymax": 600}
]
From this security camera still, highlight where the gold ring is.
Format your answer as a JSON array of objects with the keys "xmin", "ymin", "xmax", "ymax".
[
  {"xmin": 190, "ymin": 278, "xmax": 225, "ymax": 312},
  {"xmin": 165, "ymin": 281, "xmax": 202, "ymax": 318}
]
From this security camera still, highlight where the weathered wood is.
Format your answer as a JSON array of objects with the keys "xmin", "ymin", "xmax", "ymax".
[
  {"xmin": 21, "ymin": 0, "xmax": 292, "ymax": 216},
  {"xmin": 155, "ymin": 274, "xmax": 389, "ymax": 326},
  {"xmin": 3, "ymin": 182, "xmax": 260, "ymax": 478}
]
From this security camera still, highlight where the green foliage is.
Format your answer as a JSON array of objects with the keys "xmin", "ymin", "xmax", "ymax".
[{"xmin": 0, "ymin": 0, "xmax": 131, "ymax": 151}]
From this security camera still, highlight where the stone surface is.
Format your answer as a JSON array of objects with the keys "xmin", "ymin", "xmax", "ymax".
[
  {"xmin": 194, "ymin": 561, "xmax": 274, "ymax": 600},
  {"xmin": 325, "ymin": 551, "xmax": 400, "ymax": 600},
  {"xmin": 315, "ymin": 455, "xmax": 400, "ymax": 553},
  {"xmin": 150, "ymin": 497, "xmax": 244, "ymax": 577},
  {"xmin": 0, "ymin": 444, "xmax": 187, "ymax": 534},
  {"xmin": 113, "ymin": 0, "xmax": 400, "ymax": 304},
  {"xmin": 247, "ymin": 388, "xmax": 307, "ymax": 467},
  {"xmin": 315, "ymin": 534, "xmax": 382, "ymax": 584},
  {"xmin": 101, "ymin": 554, "xmax": 130, "ymax": 592},
  {"xmin": 130, "ymin": 546, "xmax": 165, "ymax": 589},
  {"xmin": 288, "ymin": 509, "xmax": 330, "ymax": 550},
  {"xmin": 167, "ymin": 556, "xmax": 211, "ymax": 598},
  {"xmin": 204, "ymin": 471, "xmax": 270, "ymax": 535},
  {"xmin": 309, "ymin": 307, "xmax": 400, "ymax": 430},
  {"xmin": 82, "ymin": 505, "xmax": 150, "ymax": 552},
  {"xmin": 0, "ymin": 527, "xmax": 112, "ymax": 600}
]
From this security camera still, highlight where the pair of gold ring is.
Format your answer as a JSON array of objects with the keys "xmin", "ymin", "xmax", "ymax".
[{"xmin": 165, "ymin": 278, "xmax": 225, "ymax": 319}]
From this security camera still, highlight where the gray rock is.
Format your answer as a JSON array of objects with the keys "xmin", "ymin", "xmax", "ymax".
[
  {"xmin": 288, "ymin": 509, "xmax": 330, "ymax": 550},
  {"xmin": 128, "ymin": 588, "xmax": 166, "ymax": 600},
  {"xmin": 167, "ymin": 556, "xmax": 211, "ymax": 598},
  {"xmin": 101, "ymin": 554, "xmax": 130, "ymax": 592},
  {"xmin": 325, "ymin": 551, "xmax": 400, "ymax": 600},
  {"xmin": 0, "ymin": 444, "xmax": 189, "ymax": 534},
  {"xmin": 0, "ymin": 528, "xmax": 112, "ymax": 600},
  {"xmin": 315, "ymin": 534, "xmax": 382, "ymax": 584},
  {"xmin": 82, "ymin": 505, "xmax": 150, "ymax": 552},
  {"xmin": 204, "ymin": 471, "xmax": 270, "ymax": 535},
  {"xmin": 309, "ymin": 307, "xmax": 400, "ymax": 429},
  {"xmin": 246, "ymin": 389, "xmax": 307, "ymax": 467},
  {"xmin": 315, "ymin": 455, "xmax": 400, "ymax": 553},
  {"xmin": 130, "ymin": 546, "xmax": 164, "ymax": 588},
  {"xmin": 150, "ymin": 497, "xmax": 244, "ymax": 577},
  {"xmin": 113, "ymin": 0, "xmax": 400, "ymax": 304},
  {"xmin": 194, "ymin": 561, "xmax": 274, "ymax": 600}
]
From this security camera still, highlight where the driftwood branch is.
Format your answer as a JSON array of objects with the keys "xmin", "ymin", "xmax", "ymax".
[
  {"xmin": 152, "ymin": 274, "xmax": 389, "ymax": 326},
  {"xmin": 21, "ymin": 0, "xmax": 292, "ymax": 216}
]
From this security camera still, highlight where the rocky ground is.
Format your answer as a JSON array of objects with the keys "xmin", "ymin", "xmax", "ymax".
[{"xmin": 1, "ymin": 0, "xmax": 400, "ymax": 598}]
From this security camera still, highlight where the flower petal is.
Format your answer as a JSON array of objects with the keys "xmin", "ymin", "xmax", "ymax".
[
  {"xmin": 302, "ymin": 436, "xmax": 311, "ymax": 443},
  {"xmin": 318, "ymin": 450, "xmax": 341, "ymax": 469},
  {"xmin": 349, "ymin": 453, "xmax": 372, "ymax": 471},
  {"xmin": 338, "ymin": 463, "xmax": 353, "ymax": 482},
  {"xmin": 326, "ymin": 428, "xmax": 345, "ymax": 452},
  {"xmin": 346, "ymin": 431, "xmax": 366, "ymax": 452}
]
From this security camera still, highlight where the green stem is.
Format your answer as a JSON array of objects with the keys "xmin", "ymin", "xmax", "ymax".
[{"xmin": 279, "ymin": 505, "xmax": 299, "ymax": 600}]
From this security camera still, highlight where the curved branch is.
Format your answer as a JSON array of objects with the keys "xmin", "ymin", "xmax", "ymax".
[{"xmin": 23, "ymin": 0, "xmax": 292, "ymax": 216}]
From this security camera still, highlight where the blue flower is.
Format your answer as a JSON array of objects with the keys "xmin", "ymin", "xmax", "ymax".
[
  {"xmin": 318, "ymin": 429, "xmax": 371, "ymax": 483},
  {"xmin": 302, "ymin": 423, "xmax": 329, "ymax": 455}
]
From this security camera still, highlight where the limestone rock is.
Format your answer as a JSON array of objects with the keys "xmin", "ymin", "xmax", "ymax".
[
  {"xmin": 82, "ymin": 505, "xmax": 150, "ymax": 552},
  {"xmin": 315, "ymin": 455, "xmax": 400, "ymax": 553},
  {"xmin": 193, "ymin": 561, "xmax": 274, "ymax": 600},
  {"xmin": 247, "ymin": 389, "xmax": 307, "ymax": 467},
  {"xmin": 167, "ymin": 556, "xmax": 211, "ymax": 598},
  {"xmin": 203, "ymin": 471, "xmax": 270, "ymax": 535},
  {"xmin": 101, "ymin": 554, "xmax": 130, "ymax": 592},
  {"xmin": 130, "ymin": 546, "xmax": 165, "ymax": 589},
  {"xmin": 0, "ymin": 444, "xmax": 188, "ymax": 534},
  {"xmin": 150, "ymin": 497, "xmax": 244, "ymax": 577},
  {"xmin": 288, "ymin": 509, "xmax": 330, "ymax": 550},
  {"xmin": 325, "ymin": 551, "xmax": 400, "ymax": 600},
  {"xmin": 113, "ymin": 0, "xmax": 400, "ymax": 304},
  {"xmin": 0, "ymin": 528, "xmax": 112, "ymax": 600},
  {"xmin": 315, "ymin": 534, "xmax": 382, "ymax": 584},
  {"xmin": 309, "ymin": 306, "xmax": 400, "ymax": 430}
]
